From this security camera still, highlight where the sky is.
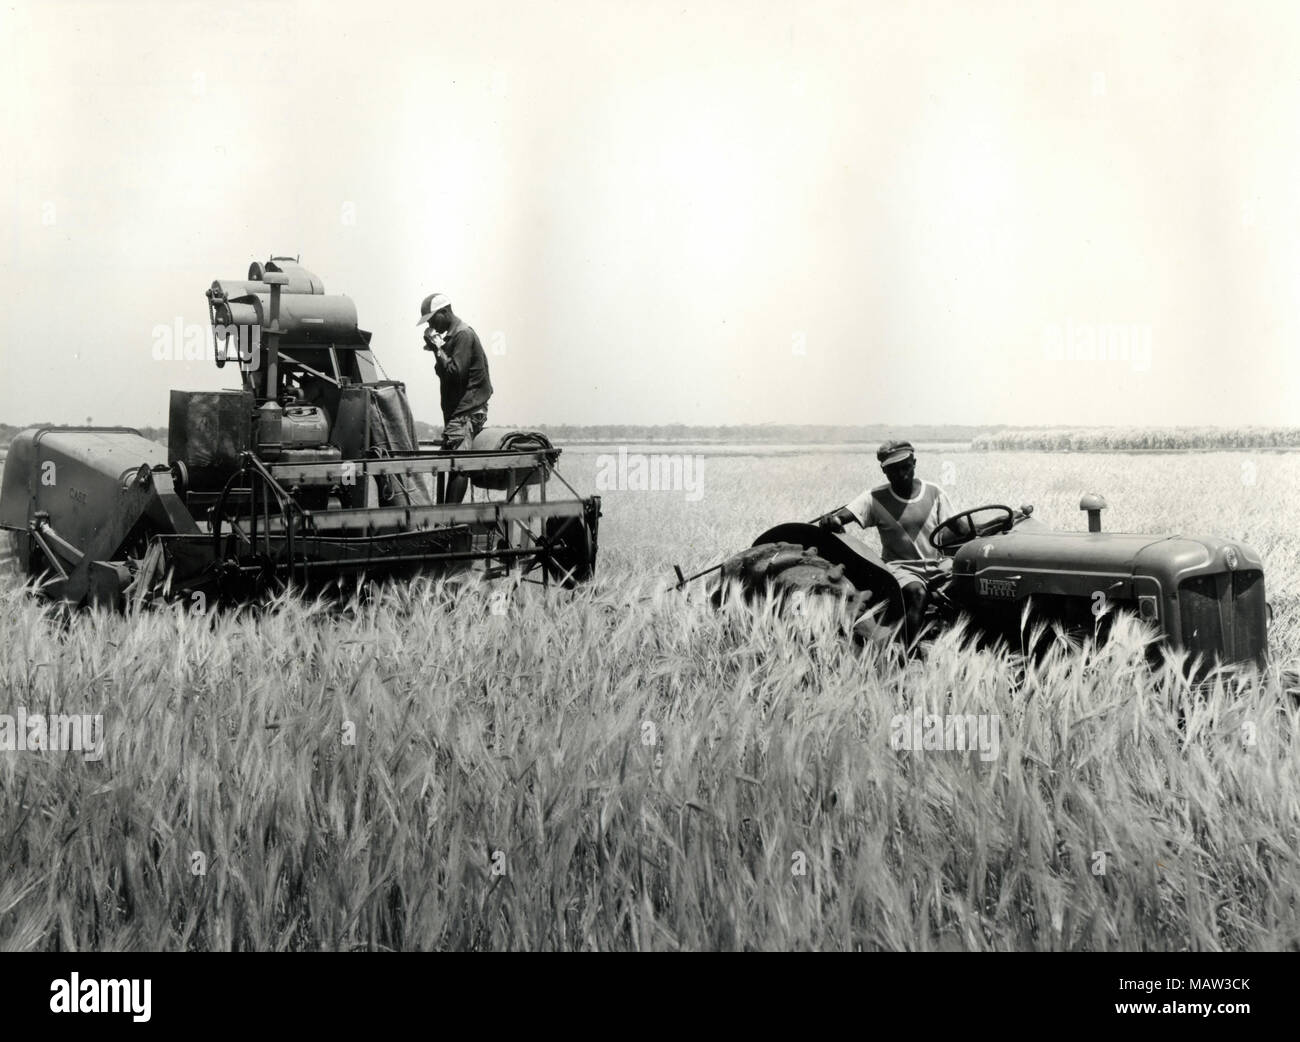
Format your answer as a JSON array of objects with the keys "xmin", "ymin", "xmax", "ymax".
[{"xmin": 3, "ymin": 0, "xmax": 1299, "ymax": 429}]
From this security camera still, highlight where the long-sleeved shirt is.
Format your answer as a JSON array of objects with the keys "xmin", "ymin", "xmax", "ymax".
[{"xmin": 433, "ymin": 318, "xmax": 493, "ymax": 423}]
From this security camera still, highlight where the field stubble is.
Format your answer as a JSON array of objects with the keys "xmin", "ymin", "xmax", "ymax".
[{"xmin": 1, "ymin": 450, "xmax": 1297, "ymax": 950}]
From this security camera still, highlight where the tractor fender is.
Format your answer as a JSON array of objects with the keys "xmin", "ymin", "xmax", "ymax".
[{"xmin": 751, "ymin": 522, "xmax": 904, "ymax": 619}]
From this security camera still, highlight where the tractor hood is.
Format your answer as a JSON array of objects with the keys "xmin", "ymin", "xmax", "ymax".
[
  {"xmin": 947, "ymin": 524, "xmax": 1268, "ymax": 670},
  {"xmin": 953, "ymin": 528, "xmax": 1265, "ymax": 594},
  {"xmin": 956, "ymin": 530, "xmax": 1169, "ymax": 576}
]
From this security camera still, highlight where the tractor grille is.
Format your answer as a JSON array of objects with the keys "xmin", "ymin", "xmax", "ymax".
[
  {"xmin": 1178, "ymin": 570, "xmax": 1266, "ymax": 667},
  {"xmin": 1231, "ymin": 570, "xmax": 1266, "ymax": 665},
  {"xmin": 1179, "ymin": 575, "xmax": 1223, "ymax": 660}
]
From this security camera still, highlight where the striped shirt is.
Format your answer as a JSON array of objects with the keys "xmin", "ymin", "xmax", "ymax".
[{"xmin": 845, "ymin": 480, "xmax": 954, "ymax": 563}]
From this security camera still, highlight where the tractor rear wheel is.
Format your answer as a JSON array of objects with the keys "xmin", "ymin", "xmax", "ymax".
[{"xmin": 710, "ymin": 540, "xmax": 900, "ymax": 643}]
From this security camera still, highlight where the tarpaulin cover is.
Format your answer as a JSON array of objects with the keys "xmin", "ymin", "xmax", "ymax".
[
  {"xmin": 366, "ymin": 382, "xmax": 434, "ymax": 506},
  {"xmin": 468, "ymin": 427, "xmax": 554, "ymax": 490}
]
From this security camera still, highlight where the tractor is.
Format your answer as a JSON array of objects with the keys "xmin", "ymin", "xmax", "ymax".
[
  {"xmin": 711, "ymin": 495, "xmax": 1274, "ymax": 679},
  {"xmin": 0, "ymin": 258, "xmax": 601, "ymax": 609}
]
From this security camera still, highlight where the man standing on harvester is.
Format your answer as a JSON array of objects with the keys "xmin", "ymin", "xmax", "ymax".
[
  {"xmin": 419, "ymin": 292, "xmax": 493, "ymax": 503},
  {"xmin": 817, "ymin": 440, "xmax": 955, "ymax": 643}
]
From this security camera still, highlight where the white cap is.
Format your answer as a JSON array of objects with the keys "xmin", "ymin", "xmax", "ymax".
[{"xmin": 417, "ymin": 292, "xmax": 452, "ymax": 325}]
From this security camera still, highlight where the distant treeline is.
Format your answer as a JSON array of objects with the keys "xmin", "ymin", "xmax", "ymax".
[{"xmin": 972, "ymin": 427, "xmax": 1300, "ymax": 451}]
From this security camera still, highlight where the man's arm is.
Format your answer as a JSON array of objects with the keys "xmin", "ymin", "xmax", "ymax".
[
  {"xmin": 816, "ymin": 506, "xmax": 857, "ymax": 532},
  {"xmin": 818, "ymin": 491, "xmax": 875, "ymax": 532},
  {"xmin": 436, "ymin": 328, "xmax": 477, "ymax": 378}
]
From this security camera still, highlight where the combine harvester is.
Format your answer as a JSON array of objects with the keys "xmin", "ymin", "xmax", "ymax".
[{"xmin": 0, "ymin": 258, "xmax": 601, "ymax": 609}]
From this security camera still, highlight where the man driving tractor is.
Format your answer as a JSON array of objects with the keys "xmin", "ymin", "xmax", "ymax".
[{"xmin": 818, "ymin": 440, "xmax": 955, "ymax": 642}]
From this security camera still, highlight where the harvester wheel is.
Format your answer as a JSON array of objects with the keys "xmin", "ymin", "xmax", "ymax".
[
  {"xmin": 710, "ymin": 540, "xmax": 900, "ymax": 643},
  {"xmin": 543, "ymin": 515, "xmax": 595, "ymax": 588}
]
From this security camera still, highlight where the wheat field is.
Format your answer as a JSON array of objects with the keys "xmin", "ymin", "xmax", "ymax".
[{"xmin": 1, "ymin": 448, "xmax": 1298, "ymax": 950}]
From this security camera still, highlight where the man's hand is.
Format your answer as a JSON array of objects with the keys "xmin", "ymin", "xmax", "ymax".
[
  {"xmin": 423, "ymin": 327, "xmax": 441, "ymax": 352},
  {"xmin": 817, "ymin": 508, "xmax": 850, "ymax": 533}
]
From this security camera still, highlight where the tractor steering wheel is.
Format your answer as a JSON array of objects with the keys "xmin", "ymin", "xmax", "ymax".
[{"xmin": 928, "ymin": 505, "xmax": 1016, "ymax": 553}]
